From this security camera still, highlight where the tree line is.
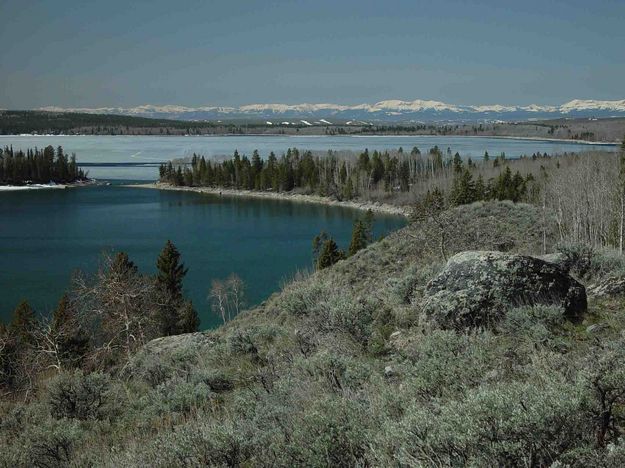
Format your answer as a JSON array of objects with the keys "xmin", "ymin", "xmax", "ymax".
[
  {"xmin": 0, "ymin": 145, "xmax": 86, "ymax": 185},
  {"xmin": 159, "ymin": 146, "xmax": 543, "ymax": 204},
  {"xmin": 0, "ymin": 241, "xmax": 199, "ymax": 393}
]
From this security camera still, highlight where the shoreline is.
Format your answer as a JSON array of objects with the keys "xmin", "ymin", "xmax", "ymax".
[
  {"xmin": 0, "ymin": 133, "xmax": 619, "ymax": 146},
  {"xmin": 125, "ymin": 182, "xmax": 411, "ymax": 217},
  {"xmin": 0, "ymin": 179, "xmax": 100, "ymax": 192}
]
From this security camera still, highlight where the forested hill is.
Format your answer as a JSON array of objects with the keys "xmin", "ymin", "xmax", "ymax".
[
  {"xmin": 2, "ymin": 110, "xmax": 624, "ymax": 141},
  {"xmin": 0, "ymin": 111, "xmax": 220, "ymax": 136}
]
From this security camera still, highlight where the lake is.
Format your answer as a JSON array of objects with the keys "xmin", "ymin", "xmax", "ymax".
[
  {"xmin": 0, "ymin": 134, "xmax": 617, "ymax": 328},
  {"xmin": 0, "ymin": 184, "xmax": 405, "ymax": 328},
  {"xmin": 0, "ymin": 134, "xmax": 616, "ymax": 180}
]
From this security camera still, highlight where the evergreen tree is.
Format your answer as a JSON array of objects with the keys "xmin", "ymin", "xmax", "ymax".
[
  {"xmin": 452, "ymin": 153, "xmax": 463, "ymax": 173},
  {"xmin": 475, "ymin": 174, "xmax": 486, "ymax": 200},
  {"xmin": 450, "ymin": 169, "xmax": 476, "ymax": 206},
  {"xmin": 339, "ymin": 162, "xmax": 347, "ymax": 184},
  {"xmin": 9, "ymin": 300, "xmax": 36, "ymax": 344},
  {"xmin": 156, "ymin": 241, "xmax": 193, "ymax": 335},
  {"xmin": 0, "ymin": 145, "xmax": 86, "ymax": 185},
  {"xmin": 371, "ymin": 153, "xmax": 385, "ymax": 184},
  {"xmin": 156, "ymin": 240, "xmax": 188, "ymax": 302},
  {"xmin": 51, "ymin": 294, "xmax": 89, "ymax": 369},
  {"xmin": 109, "ymin": 252, "xmax": 138, "ymax": 280},
  {"xmin": 343, "ymin": 177, "xmax": 354, "ymax": 200},
  {"xmin": 399, "ymin": 160, "xmax": 410, "ymax": 192},
  {"xmin": 176, "ymin": 300, "xmax": 200, "ymax": 333},
  {"xmin": 312, "ymin": 231, "xmax": 329, "ymax": 263},
  {"xmin": 316, "ymin": 238, "xmax": 345, "ymax": 270},
  {"xmin": 511, "ymin": 171, "xmax": 526, "ymax": 202},
  {"xmin": 348, "ymin": 220, "xmax": 368, "ymax": 256},
  {"xmin": 362, "ymin": 209, "xmax": 374, "ymax": 243}
]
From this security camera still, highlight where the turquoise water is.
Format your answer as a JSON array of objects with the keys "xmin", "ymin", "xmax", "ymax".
[
  {"xmin": 0, "ymin": 135, "xmax": 615, "ymax": 180},
  {"xmin": 0, "ymin": 183, "xmax": 405, "ymax": 328},
  {"xmin": 0, "ymin": 134, "xmax": 616, "ymax": 329}
]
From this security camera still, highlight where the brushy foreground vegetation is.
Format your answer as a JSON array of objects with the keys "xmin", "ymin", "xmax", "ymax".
[{"xmin": 3, "ymin": 199, "xmax": 625, "ymax": 466}]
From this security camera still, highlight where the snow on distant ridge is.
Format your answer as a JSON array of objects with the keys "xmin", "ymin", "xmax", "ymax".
[
  {"xmin": 35, "ymin": 98, "xmax": 625, "ymax": 122},
  {"xmin": 560, "ymin": 99, "xmax": 625, "ymax": 113}
]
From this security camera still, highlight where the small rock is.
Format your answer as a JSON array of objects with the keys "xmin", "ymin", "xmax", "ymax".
[
  {"xmin": 587, "ymin": 275, "xmax": 625, "ymax": 298},
  {"xmin": 586, "ymin": 323, "xmax": 608, "ymax": 334}
]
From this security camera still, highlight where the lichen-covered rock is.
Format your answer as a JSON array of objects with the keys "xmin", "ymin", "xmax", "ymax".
[
  {"xmin": 126, "ymin": 332, "xmax": 216, "ymax": 385},
  {"xmin": 137, "ymin": 332, "xmax": 215, "ymax": 359},
  {"xmin": 535, "ymin": 252, "xmax": 569, "ymax": 271},
  {"xmin": 422, "ymin": 251, "xmax": 587, "ymax": 329},
  {"xmin": 587, "ymin": 275, "xmax": 625, "ymax": 298}
]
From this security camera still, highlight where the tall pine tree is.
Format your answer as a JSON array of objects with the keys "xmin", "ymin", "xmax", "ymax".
[
  {"xmin": 155, "ymin": 241, "xmax": 199, "ymax": 335},
  {"xmin": 156, "ymin": 240, "xmax": 187, "ymax": 302},
  {"xmin": 348, "ymin": 220, "xmax": 368, "ymax": 256}
]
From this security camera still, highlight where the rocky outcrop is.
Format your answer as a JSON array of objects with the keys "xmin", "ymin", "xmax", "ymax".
[
  {"xmin": 587, "ymin": 275, "xmax": 625, "ymax": 298},
  {"xmin": 126, "ymin": 332, "xmax": 216, "ymax": 385},
  {"xmin": 422, "ymin": 251, "xmax": 587, "ymax": 329}
]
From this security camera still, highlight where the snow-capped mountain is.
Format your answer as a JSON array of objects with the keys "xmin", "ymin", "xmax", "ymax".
[{"xmin": 38, "ymin": 99, "xmax": 625, "ymax": 122}]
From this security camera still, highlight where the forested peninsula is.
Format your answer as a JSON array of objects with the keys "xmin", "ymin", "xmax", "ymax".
[
  {"xmin": 157, "ymin": 145, "xmax": 556, "ymax": 211},
  {"xmin": 0, "ymin": 145, "xmax": 87, "ymax": 186}
]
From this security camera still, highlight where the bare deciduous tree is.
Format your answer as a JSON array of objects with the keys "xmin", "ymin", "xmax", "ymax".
[
  {"xmin": 71, "ymin": 253, "xmax": 164, "ymax": 367},
  {"xmin": 208, "ymin": 274, "xmax": 246, "ymax": 324}
]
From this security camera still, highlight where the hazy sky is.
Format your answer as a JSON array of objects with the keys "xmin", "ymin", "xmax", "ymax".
[{"xmin": 1, "ymin": 0, "xmax": 623, "ymax": 108}]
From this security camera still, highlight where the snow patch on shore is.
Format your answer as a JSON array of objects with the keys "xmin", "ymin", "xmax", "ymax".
[{"xmin": 0, "ymin": 183, "xmax": 67, "ymax": 191}]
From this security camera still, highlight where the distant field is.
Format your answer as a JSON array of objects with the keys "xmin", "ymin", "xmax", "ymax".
[{"xmin": 1, "ymin": 110, "xmax": 623, "ymax": 142}]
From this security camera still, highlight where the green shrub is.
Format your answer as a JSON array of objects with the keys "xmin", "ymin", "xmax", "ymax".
[
  {"xmin": 588, "ymin": 249, "xmax": 625, "ymax": 279},
  {"xmin": 272, "ymin": 277, "xmax": 326, "ymax": 316},
  {"xmin": 579, "ymin": 339, "xmax": 625, "ymax": 449},
  {"xmin": 399, "ymin": 329, "xmax": 499, "ymax": 399},
  {"xmin": 498, "ymin": 305, "xmax": 567, "ymax": 351},
  {"xmin": 283, "ymin": 396, "xmax": 372, "ymax": 466},
  {"xmin": 127, "ymin": 352, "xmax": 173, "ymax": 387},
  {"xmin": 558, "ymin": 244, "xmax": 625, "ymax": 280},
  {"xmin": 153, "ymin": 377, "xmax": 214, "ymax": 414},
  {"xmin": 191, "ymin": 368, "xmax": 235, "ymax": 393},
  {"xmin": 297, "ymin": 351, "xmax": 370, "ymax": 393},
  {"xmin": 558, "ymin": 243, "xmax": 595, "ymax": 278},
  {"xmin": 118, "ymin": 419, "xmax": 253, "ymax": 467},
  {"xmin": 47, "ymin": 370, "xmax": 120, "ymax": 421},
  {"xmin": 16, "ymin": 418, "xmax": 84, "ymax": 468},
  {"xmin": 383, "ymin": 380, "xmax": 589, "ymax": 466}
]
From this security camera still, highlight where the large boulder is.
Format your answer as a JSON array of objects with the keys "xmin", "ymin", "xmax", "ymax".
[{"xmin": 422, "ymin": 251, "xmax": 587, "ymax": 329}]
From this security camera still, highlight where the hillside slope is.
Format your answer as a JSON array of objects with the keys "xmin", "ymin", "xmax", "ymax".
[{"xmin": 3, "ymin": 201, "xmax": 625, "ymax": 466}]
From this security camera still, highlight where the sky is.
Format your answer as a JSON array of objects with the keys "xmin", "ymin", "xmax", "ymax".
[{"xmin": 0, "ymin": 0, "xmax": 624, "ymax": 108}]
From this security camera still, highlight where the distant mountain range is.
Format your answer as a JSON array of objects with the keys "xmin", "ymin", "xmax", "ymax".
[{"xmin": 38, "ymin": 99, "xmax": 625, "ymax": 123}]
